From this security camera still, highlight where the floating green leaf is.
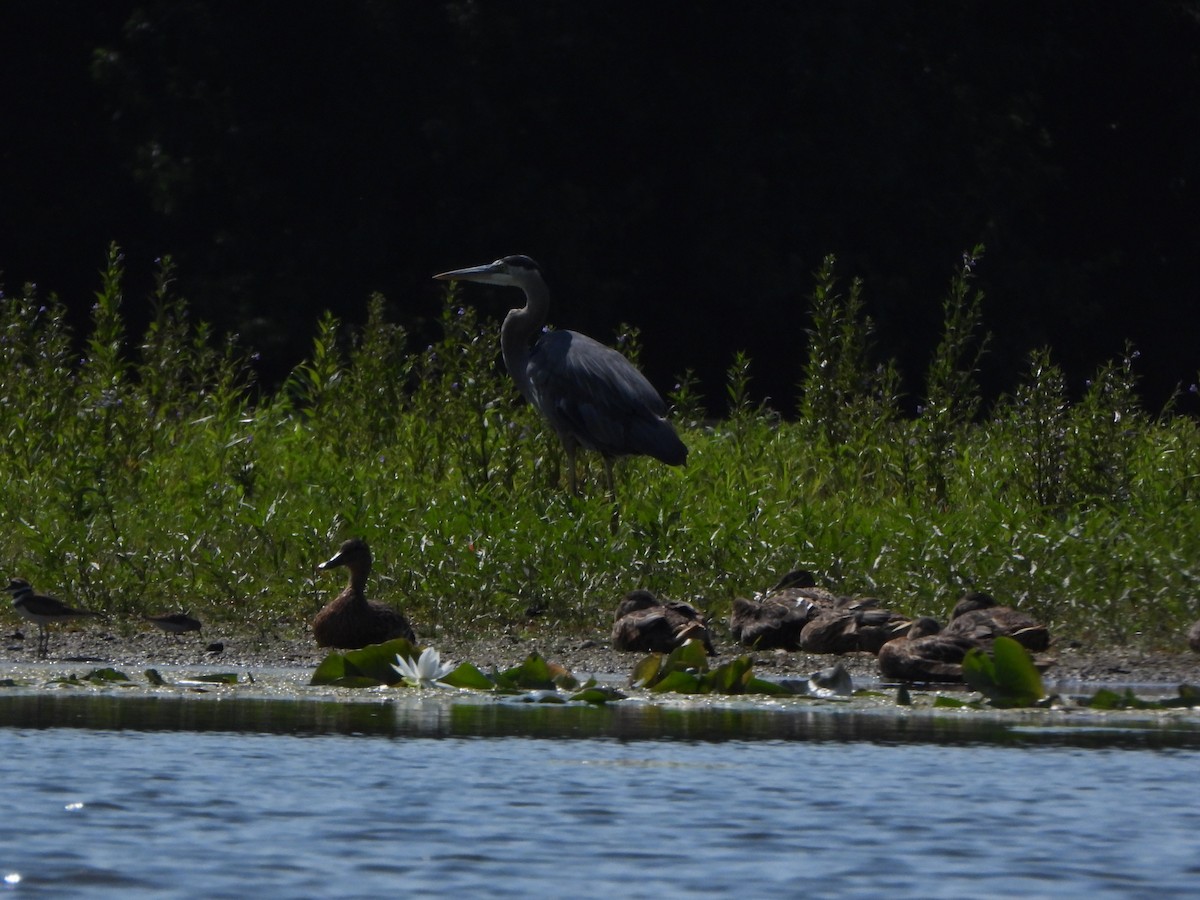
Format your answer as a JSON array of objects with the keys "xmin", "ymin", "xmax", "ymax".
[
  {"xmin": 310, "ymin": 637, "xmax": 419, "ymax": 686},
  {"xmin": 631, "ymin": 641, "xmax": 794, "ymax": 696},
  {"xmin": 650, "ymin": 669, "xmax": 703, "ymax": 693},
  {"xmin": 440, "ymin": 661, "xmax": 495, "ymax": 690},
  {"xmin": 630, "ymin": 654, "xmax": 663, "ymax": 688},
  {"xmin": 568, "ymin": 686, "xmax": 626, "ymax": 705},
  {"xmin": 1081, "ymin": 684, "xmax": 1200, "ymax": 710},
  {"xmin": 495, "ymin": 653, "xmax": 558, "ymax": 690},
  {"xmin": 962, "ymin": 636, "xmax": 1045, "ymax": 707}
]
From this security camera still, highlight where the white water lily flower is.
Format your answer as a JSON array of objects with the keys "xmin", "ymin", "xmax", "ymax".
[{"xmin": 392, "ymin": 646, "xmax": 455, "ymax": 688}]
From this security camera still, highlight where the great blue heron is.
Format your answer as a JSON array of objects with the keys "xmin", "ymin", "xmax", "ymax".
[{"xmin": 433, "ymin": 255, "xmax": 687, "ymax": 500}]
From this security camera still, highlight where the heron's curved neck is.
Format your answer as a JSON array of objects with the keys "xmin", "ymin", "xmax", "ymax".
[{"xmin": 500, "ymin": 274, "xmax": 550, "ymax": 401}]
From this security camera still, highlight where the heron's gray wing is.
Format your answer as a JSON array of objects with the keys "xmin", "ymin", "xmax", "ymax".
[{"xmin": 527, "ymin": 330, "xmax": 674, "ymax": 457}]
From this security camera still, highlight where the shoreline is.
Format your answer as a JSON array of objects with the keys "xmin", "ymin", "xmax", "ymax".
[{"xmin": 4, "ymin": 624, "xmax": 1200, "ymax": 689}]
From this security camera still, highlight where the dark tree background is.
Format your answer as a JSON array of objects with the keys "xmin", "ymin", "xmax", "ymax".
[{"xmin": 2, "ymin": 1, "xmax": 1198, "ymax": 413}]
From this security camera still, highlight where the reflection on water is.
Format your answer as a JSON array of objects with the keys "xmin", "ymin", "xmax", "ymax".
[
  {"xmin": 3, "ymin": 691, "xmax": 1200, "ymax": 749},
  {"xmin": 2, "ymin": 721, "xmax": 1198, "ymax": 898}
]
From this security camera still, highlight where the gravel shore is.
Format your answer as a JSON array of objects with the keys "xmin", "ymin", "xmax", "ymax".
[{"xmin": 5, "ymin": 621, "xmax": 1200, "ymax": 688}]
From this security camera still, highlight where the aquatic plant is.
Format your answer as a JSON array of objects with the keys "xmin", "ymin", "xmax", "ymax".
[
  {"xmin": 960, "ymin": 635, "xmax": 1046, "ymax": 708},
  {"xmin": 631, "ymin": 640, "xmax": 790, "ymax": 696},
  {"xmin": 392, "ymin": 646, "xmax": 455, "ymax": 688}
]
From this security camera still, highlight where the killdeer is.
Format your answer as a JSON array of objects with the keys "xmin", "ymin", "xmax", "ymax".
[
  {"xmin": 144, "ymin": 612, "xmax": 202, "ymax": 640},
  {"xmin": 5, "ymin": 578, "xmax": 100, "ymax": 658}
]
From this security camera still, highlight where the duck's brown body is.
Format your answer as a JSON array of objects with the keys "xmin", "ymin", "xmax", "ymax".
[
  {"xmin": 877, "ymin": 617, "xmax": 980, "ymax": 682},
  {"xmin": 611, "ymin": 589, "xmax": 714, "ymax": 654},
  {"xmin": 728, "ymin": 570, "xmax": 836, "ymax": 650},
  {"xmin": 799, "ymin": 605, "xmax": 912, "ymax": 655},
  {"xmin": 944, "ymin": 592, "xmax": 1050, "ymax": 652},
  {"xmin": 731, "ymin": 570, "xmax": 907, "ymax": 654},
  {"xmin": 313, "ymin": 539, "xmax": 415, "ymax": 649}
]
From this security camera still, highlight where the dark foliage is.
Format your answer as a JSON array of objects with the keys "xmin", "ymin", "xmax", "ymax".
[{"xmin": 2, "ymin": 1, "xmax": 1198, "ymax": 412}]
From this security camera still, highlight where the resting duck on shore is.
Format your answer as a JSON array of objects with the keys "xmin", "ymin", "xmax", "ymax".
[
  {"xmin": 943, "ymin": 592, "xmax": 1050, "ymax": 652},
  {"xmin": 877, "ymin": 617, "xmax": 980, "ymax": 683},
  {"xmin": 799, "ymin": 602, "xmax": 913, "ymax": 655},
  {"xmin": 611, "ymin": 589, "xmax": 714, "ymax": 654},
  {"xmin": 312, "ymin": 539, "xmax": 416, "ymax": 649},
  {"xmin": 728, "ymin": 569, "xmax": 841, "ymax": 650},
  {"xmin": 5, "ymin": 577, "xmax": 101, "ymax": 659}
]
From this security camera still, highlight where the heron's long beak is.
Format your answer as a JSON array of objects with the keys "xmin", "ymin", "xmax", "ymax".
[{"xmin": 433, "ymin": 261, "xmax": 506, "ymax": 284}]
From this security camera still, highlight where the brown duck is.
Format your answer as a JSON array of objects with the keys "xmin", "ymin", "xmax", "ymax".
[
  {"xmin": 728, "ymin": 569, "xmax": 840, "ymax": 650},
  {"xmin": 799, "ymin": 602, "xmax": 912, "ymax": 655},
  {"xmin": 611, "ymin": 589, "xmax": 714, "ymax": 654},
  {"xmin": 312, "ymin": 539, "xmax": 416, "ymax": 649},
  {"xmin": 877, "ymin": 617, "xmax": 980, "ymax": 683},
  {"xmin": 943, "ymin": 592, "xmax": 1050, "ymax": 652}
]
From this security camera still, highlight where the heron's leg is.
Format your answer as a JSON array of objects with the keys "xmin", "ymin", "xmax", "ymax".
[
  {"xmin": 602, "ymin": 457, "xmax": 617, "ymax": 504},
  {"xmin": 603, "ymin": 457, "xmax": 620, "ymax": 534},
  {"xmin": 565, "ymin": 441, "xmax": 579, "ymax": 495}
]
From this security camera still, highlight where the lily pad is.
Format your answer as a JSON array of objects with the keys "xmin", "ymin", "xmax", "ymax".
[
  {"xmin": 440, "ymin": 661, "xmax": 495, "ymax": 690},
  {"xmin": 632, "ymin": 641, "xmax": 795, "ymax": 696},
  {"xmin": 568, "ymin": 686, "xmax": 626, "ymax": 705},
  {"xmin": 962, "ymin": 636, "xmax": 1045, "ymax": 707},
  {"xmin": 492, "ymin": 653, "xmax": 579, "ymax": 692},
  {"xmin": 1081, "ymin": 684, "xmax": 1200, "ymax": 710},
  {"xmin": 310, "ymin": 637, "xmax": 419, "ymax": 686}
]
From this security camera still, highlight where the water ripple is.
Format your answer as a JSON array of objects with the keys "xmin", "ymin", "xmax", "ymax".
[{"xmin": 0, "ymin": 729, "xmax": 1197, "ymax": 896}]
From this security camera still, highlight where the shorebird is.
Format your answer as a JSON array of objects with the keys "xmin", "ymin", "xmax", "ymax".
[
  {"xmin": 5, "ymin": 578, "xmax": 100, "ymax": 658},
  {"xmin": 313, "ymin": 538, "xmax": 416, "ymax": 649},
  {"xmin": 144, "ymin": 612, "xmax": 203, "ymax": 641}
]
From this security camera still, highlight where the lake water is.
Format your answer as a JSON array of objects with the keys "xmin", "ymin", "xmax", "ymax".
[{"xmin": 2, "ymin": 690, "xmax": 1199, "ymax": 897}]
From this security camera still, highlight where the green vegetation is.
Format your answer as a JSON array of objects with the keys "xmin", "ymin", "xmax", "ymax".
[
  {"xmin": 631, "ymin": 639, "xmax": 789, "ymax": 696},
  {"xmin": 961, "ymin": 636, "xmax": 1046, "ymax": 708},
  {"xmin": 2, "ymin": 245, "xmax": 1198, "ymax": 648}
]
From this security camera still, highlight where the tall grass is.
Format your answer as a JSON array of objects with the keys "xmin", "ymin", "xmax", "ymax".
[{"xmin": 2, "ymin": 244, "xmax": 1198, "ymax": 648}]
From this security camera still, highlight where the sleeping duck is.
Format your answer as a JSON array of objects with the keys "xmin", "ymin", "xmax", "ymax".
[
  {"xmin": 943, "ymin": 592, "xmax": 1050, "ymax": 652},
  {"xmin": 312, "ymin": 538, "xmax": 416, "ymax": 649},
  {"xmin": 799, "ymin": 602, "xmax": 912, "ymax": 655},
  {"xmin": 728, "ymin": 569, "xmax": 840, "ymax": 650},
  {"xmin": 611, "ymin": 589, "xmax": 714, "ymax": 654},
  {"xmin": 877, "ymin": 617, "xmax": 980, "ymax": 683}
]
